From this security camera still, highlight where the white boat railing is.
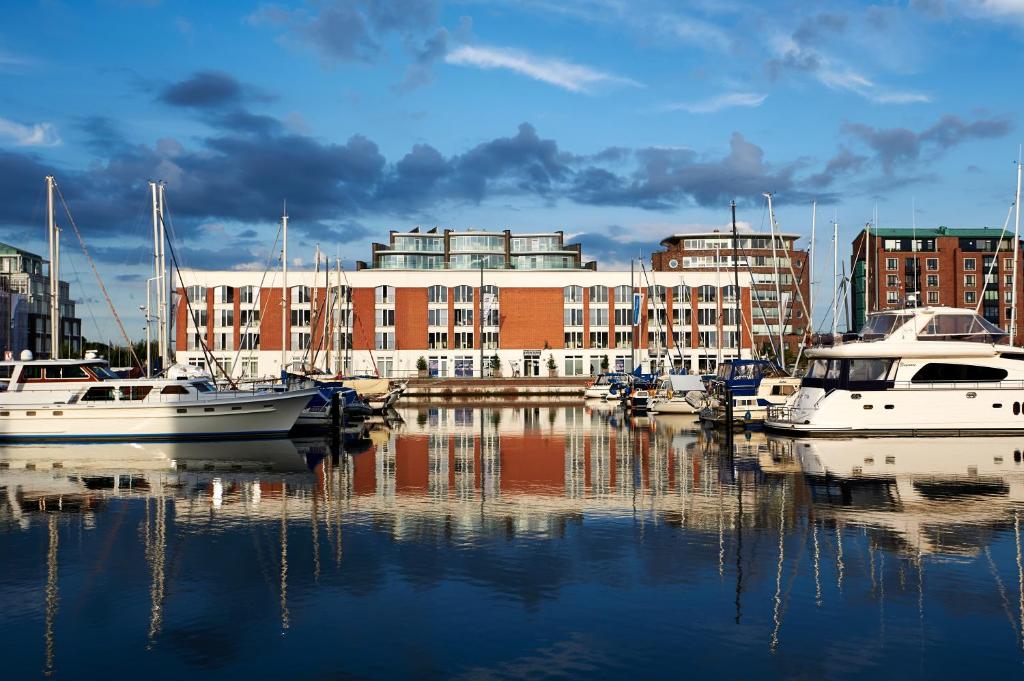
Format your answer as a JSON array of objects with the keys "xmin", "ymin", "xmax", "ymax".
[{"xmin": 0, "ymin": 386, "xmax": 313, "ymax": 407}]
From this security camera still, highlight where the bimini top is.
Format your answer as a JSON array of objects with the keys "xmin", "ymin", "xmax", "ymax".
[{"xmin": 858, "ymin": 307, "xmax": 1007, "ymax": 344}]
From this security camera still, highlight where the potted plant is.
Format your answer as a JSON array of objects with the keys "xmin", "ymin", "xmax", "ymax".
[
  {"xmin": 416, "ymin": 356, "xmax": 428, "ymax": 378},
  {"xmin": 489, "ymin": 354, "xmax": 501, "ymax": 377},
  {"xmin": 546, "ymin": 354, "xmax": 558, "ymax": 377}
]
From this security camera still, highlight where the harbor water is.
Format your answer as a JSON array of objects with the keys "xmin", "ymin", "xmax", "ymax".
[{"xmin": 3, "ymin": 404, "xmax": 1024, "ymax": 678}]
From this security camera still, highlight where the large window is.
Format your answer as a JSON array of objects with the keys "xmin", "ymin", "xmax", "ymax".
[
  {"xmin": 564, "ymin": 285, "xmax": 584, "ymax": 303},
  {"xmin": 911, "ymin": 363, "xmax": 1007, "ymax": 383},
  {"xmin": 697, "ymin": 285, "xmax": 716, "ymax": 302},
  {"xmin": 427, "ymin": 285, "xmax": 447, "ymax": 303},
  {"xmin": 589, "ymin": 285, "xmax": 608, "ymax": 303},
  {"xmin": 291, "ymin": 286, "xmax": 310, "ymax": 304},
  {"xmin": 454, "ymin": 285, "xmax": 473, "ymax": 303},
  {"xmin": 375, "ymin": 285, "xmax": 394, "ymax": 304}
]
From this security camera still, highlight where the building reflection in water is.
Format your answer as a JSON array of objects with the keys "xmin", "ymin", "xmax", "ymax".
[{"xmin": 5, "ymin": 406, "xmax": 1024, "ymax": 669}]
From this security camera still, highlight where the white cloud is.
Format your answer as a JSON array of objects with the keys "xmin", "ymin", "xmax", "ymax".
[
  {"xmin": 664, "ymin": 92, "xmax": 767, "ymax": 114},
  {"xmin": 445, "ymin": 44, "xmax": 641, "ymax": 93},
  {"xmin": 0, "ymin": 117, "xmax": 60, "ymax": 146}
]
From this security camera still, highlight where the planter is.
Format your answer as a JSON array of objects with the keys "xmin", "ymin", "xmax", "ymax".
[
  {"xmin": 417, "ymin": 368, "xmax": 428, "ymax": 378},
  {"xmin": 548, "ymin": 367, "xmax": 558, "ymax": 377}
]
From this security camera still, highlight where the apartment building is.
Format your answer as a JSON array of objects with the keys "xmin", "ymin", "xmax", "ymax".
[
  {"xmin": 175, "ymin": 268, "xmax": 754, "ymax": 379},
  {"xmin": 850, "ymin": 226, "xmax": 1024, "ymax": 337},
  {"xmin": 650, "ymin": 229, "xmax": 810, "ymax": 358},
  {"xmin": 0, "ymin": 241, "xmax": 80, "ymax": 358},
  {"xmin": 359, "ymin": 228, "xmax": 596, "ymax": 271}
]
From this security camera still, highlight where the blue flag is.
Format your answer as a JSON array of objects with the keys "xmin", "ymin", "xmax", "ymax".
[{"xmin": 632, "ymin": 292, "xmax": 642, "ymax": 326}]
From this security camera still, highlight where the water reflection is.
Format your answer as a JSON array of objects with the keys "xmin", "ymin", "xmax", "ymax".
[{"xmin": 3, "ymin": 407, "xmax": 1024, "ymax": 678}]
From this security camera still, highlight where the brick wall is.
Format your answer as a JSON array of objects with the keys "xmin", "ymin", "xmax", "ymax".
[{"xmin": 499, "ymin": 288, "xmax": 564, "ymax": 349}]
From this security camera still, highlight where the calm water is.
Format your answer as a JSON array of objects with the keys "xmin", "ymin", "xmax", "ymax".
[{"xmin": 3, "ymin": 404, "xmax": 1024, "ymax": 679}]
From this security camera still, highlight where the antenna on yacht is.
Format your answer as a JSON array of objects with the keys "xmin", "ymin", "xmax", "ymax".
[
  {"xmin": 46, "ymin": 176, "xmax": 60, "ymax": 359},
  {"xmin": 1012, "ymin": 149, "xmax": 1021, "ymax": 345}
]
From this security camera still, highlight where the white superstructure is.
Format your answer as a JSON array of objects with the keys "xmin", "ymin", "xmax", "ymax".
[{"xmin": 766, "ymin": 306, "xmax": 1024, "ymax": 436}]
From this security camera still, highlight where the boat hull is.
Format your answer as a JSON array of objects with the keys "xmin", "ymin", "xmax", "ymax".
[{"xmin": 0, "ymin": 391, "xmax": 314, "ymax": 442}]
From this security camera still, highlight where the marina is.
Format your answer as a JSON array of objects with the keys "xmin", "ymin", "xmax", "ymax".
[{"xmin": 6, "ymin": 405, "xmax": 1024, "ymax": 678}]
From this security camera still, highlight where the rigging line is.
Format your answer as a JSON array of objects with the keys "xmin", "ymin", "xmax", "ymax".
[
  {"xmin": 740, "ymin": 245, "xmax": 781, "ymax": 366},
  {"xmin": 62, "ymin": 246, "xmax": 103, "ymax": 347},
  {"xmin": 336, "ymin": 260, "xmax": 378, "ymax": 376},
  {"xmin": 160, "ymin": 196, "xmax": 239, "ymax": 389},
  {"xmin": 974, "ymin": 201, "xmax": 1015, "ymax": 315},
  {"xmin": 228, "ymin": 224, "xmax": 282, "ymax": 380},
  {"xmin": 54, "ymin": 183, "xmax": 143, "ymax": 370}
]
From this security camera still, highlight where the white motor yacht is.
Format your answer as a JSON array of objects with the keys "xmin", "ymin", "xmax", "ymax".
[
  {"xmin": 0, "ymin": 352, "xmax": 316, "ymax": 441},
  {"xmin": 765, "ymin": 306, "xmax": 1024, "ymax": 436},
  {"xmin": 649, "ymin": 374, "xmax": 706, "ymax": 415}
]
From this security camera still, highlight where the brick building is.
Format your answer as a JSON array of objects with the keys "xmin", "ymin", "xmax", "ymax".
[
  {"xmin": 850, "ymin": 226, "xmax": 1024, "ymax": 337},
  {"xmin": 651, "ymin": 229, "xmax": 810, "ymax": 360},
  {"xmin": 175, "ymin": 268, "xmax": 754, "ymax": 379}
]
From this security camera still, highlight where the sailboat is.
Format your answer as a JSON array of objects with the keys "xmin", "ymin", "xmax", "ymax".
[{"xmin": 0, "ymin": 177, "xmax": 315, "ymax": 442}]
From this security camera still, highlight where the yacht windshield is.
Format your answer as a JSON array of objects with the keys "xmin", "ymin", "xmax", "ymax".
[
  {"xmin": 859, "ymin": 313, "xmax": 911, "ymax": 340},
  {"xmin": 917, "ymin": 313, "xmax": 1007, "ymax": 343},
  {"xmin": 191, "ymin": 380, "xmax": 217, "ymax": 393},
  {"xmin": 88, "ymin": 364, "xmax": 119, "ymax": 380}
]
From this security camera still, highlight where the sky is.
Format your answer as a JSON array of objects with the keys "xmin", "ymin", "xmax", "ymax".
[{"xmin": 1, "ymin": 0, "xmax": 1024, "ymax": 341}]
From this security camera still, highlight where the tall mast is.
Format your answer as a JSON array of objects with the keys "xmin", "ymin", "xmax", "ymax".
[
  {"xmin": 715, "ymin": 240, "xmax": 722, "ymax": 365},
  {"xmin": 630, "ymin": 258, "xmax": 636, "ymax": 372},
  {"xmin": 809, "ymin": 201, "xmax": 816, "ymax": 336},
  {"xmin": 1013, "ymin": 154, "xmax": 1022, "ymax": 345},
  {"xmin": 281, "ymin": 203, "xmax": 288, "ymax": 378},
  {"xmin": 864, "ymin": 219, "xmax": 871, "ymax": 326},
  {"xmin": 832, "ymin": 219, "xmax": 839, "ymax": 337},
  {"xmin": 334, "ymin": 257, "xmax": 342, "ymax": 374},
  {"xmin": 313, "ymin": 243, "xmax": 320, "ymax": 370},
  {"xmin": 150, "ymin": 181, "xmax": 160, "ymax": 370},
  {"xmin": 157, "ymin": 183, "xmax": 168, "ymax": 367},
  {"xmin": 46, "ymin": 175, "xmax": 59, "ymax": 359},
  {"xmin": 765, "ymin": 193, "xmax": 784, "ymax": 369},
  {"xmin": 731, "ymin": 200, "xmax": 742, "ymax": 359}
]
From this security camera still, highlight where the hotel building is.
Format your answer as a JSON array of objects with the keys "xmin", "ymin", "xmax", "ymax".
[
  {"xmin": 175, "ymin": 231, "xmax": 755, "ymax": 379},
  {"xmin": 0, "ymin": 241, "xmax": 80, "ymax": 358},
  {"xmin": 850, "ymin": 226, "xmax": 1024, "ymax": 337},
  {"xmin": 651, "ymin": 230, "xmax": 810, "ymax": 358}
]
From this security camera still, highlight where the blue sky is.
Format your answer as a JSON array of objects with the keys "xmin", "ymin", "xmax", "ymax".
[{"xmin": 1, "ymin": 0, "xmax": 1023, "ymax": 340}]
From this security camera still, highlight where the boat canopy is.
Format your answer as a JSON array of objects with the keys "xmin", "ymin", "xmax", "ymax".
[
  {"xmin": 917, "ymin": 313, "xmax": 1006, "ymax": 343},
  {"xmin": 859, "ymin": 308, "xmax": 1007, "ymax": 344},
  {"xmin": 660, "ymin": 374, "xmax": 705, "ymax": 393}
]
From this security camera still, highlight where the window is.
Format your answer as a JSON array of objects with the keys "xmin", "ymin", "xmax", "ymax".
[
  {"xmin": 119, "ymin": 386, "xmax": 153, "ymax": 401},
  {"xmin": 564, "ymin": 355, "xmax": 584, "ymax": 376},
  {"xmin": 911, "ymin": 363, "xmax": 1007, "ymax": 383},
  {"xmin": 965, "ymin": 291, "xmax": 977, "ymax": 304},
  {"xmin": 927, "ymin": 291, "xmax": 939, "ymax": 305},
  {"xmin": 427, "ymin": 308, "xmax": 448, "ymax": 327},
  {"xmin": 926, "ymin": 258, "xmax": 938, "ymax": 271},
  {"xmin": 454, "ymin": 308, "xmax": 474, "ymax": 326},
  {"xmin": 374, "ymin": 331, "xmax": 394, "ymax": 350},
  {"xmin": 428, "ymin": 331, "xmax": 448, "ymax": 349},
  {"xmin": 218, "ymin": 309, "xmax": 234, "ymax": 327},
  {"xmin": 45, "ymin": 365, "xmax": 88, "ymax": 379},
  {"xmin": 589, "ymin": 308, "xmax": 609, "ymax": 326},
  {"xmin": 481, "ymin": 331, "xmax": 499, "ymax": 349},
  {"xmin": 376, "ymin": 309, "xmax": 396, "ymax": 327},
  {"xmin": 886, "ymin": 275, "xmax": 898, "ymax": 287},
  {"xmin": 1007, "ymin": 290, "xmax": 1014, "ymax": 303},
  {"xmin": 186, "ymin": 285, "xmax": 206, "ymax": 303},
  {"xmin": 290, "ymin": 309, "xmax": 310, "ymax": 327},
  {"xmin": 453, "ymin": 285, "xmax": 473, "ymax": 303},
  {"xmin": 614, "ymin": 308, "xmax": 633, "ymax": 326},
  {"xmin": 214, "ymin": 286, "xmax": 234, "ymax": 304},
  {"xmin": 565, "ymin": 331, "xmax": 584, "ymax": 348},
  {"xmin": 926, "ymin": 274, "xmax": 938, "ymax": 288},
  {"xmin": 1006, "ymin": 258, "xmax": 1014, "ymax": 270},
  {"xmin": 697, "ymin": 285, "xmax": 716, "ymax": 302},
  {"xmin": 291, "ymin": 286, "xmax": 310, "ymax": 304},
  {"xmin": 240, "ymin": 333, "xmax": 260, "ymax": 350},
  {"xmin": 427, "ymin": 285, "xmax": 447, "ymax": 303},
  {"xmin": 161, "ymin": 385, "xmax": 189, "ymax": 395},
  {"xmin": 673, "ymin": 285, "xmax": 690, "ymax": 303},
  {"xmin": 965, "ymin": 274, "xmax": 976, "ymax": 288},
  {"xmin": 563, "ymin": 285, "xmax": 584, "ymax": 303},
  {"xmin": 291, "ymin": 332, "xmax": 310, "ymax": 350},
  {"xmin": 696, "ymin": 308, "xmax": 717, "ymax": 326},
  {"xmin": 239, "ymin": 286, "xmax": 257, "ymax": 304},
  {"xmin": 564, "ymin": 308, "xmax": 584, "ymax": 326},
  {"xmin": 1007, "ymin": 274, "xmax": 1015, "ymax": 287},
  {"xmin": 698, "ymin": 330, "xmax": 717, "ymax": 347},
  {"xmin": 721, "ymin": 285, "xmax": 739, "ymax": 303},
  {"xmin": 614, "ymin": 285, "xmax": 634, "ymax": 302},
  {"xmin": 589, "ymin": 285, "xmax": 608, "ymax": 303},
  {"xmin": 887, "ymin": 291, "xmax": 899, "ymax": 304},
  {"xmin": 964, "ymin": 258, "xmax": 976, "ymax": 271},
  {"xmin": 454, "ymin": 331, "xmax": 474, "ymax": 349},
  {"xmin": 614, "ymin": 331, "xmax": 632, "ymax": 348},
  {"xmin": 454, "ymin": 356, "xmax": 474, "ymax": 378},
  {"xmin": 375, "ymin": 285, "xmax": 394, "ymax": 304},
  {"xmin": 1009, "ymin": 307, "xmax": 1015, "ymax": 320},
  {"xmin": 589, "ymin": 331, "xmax": 608, "ymax": 348},
  {"xmin": 191, "ymin": 309, "xmax": 208, "ymax": 327},
  {"xmin": 886, "ymin": 258, "xmax": 897, "ymax": 271},
  {"xmin": 239, "ymin": 309, "xmax": 260, "ymax": 326}
]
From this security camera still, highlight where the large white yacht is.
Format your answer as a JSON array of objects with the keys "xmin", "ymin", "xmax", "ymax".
[
  {"xmin": 765, "ymin": 306, "xmax": 1024, "ymax": 436},
  {"xmin": 0, "ymin": 352, "xmax": 316, "ymax": 441}
]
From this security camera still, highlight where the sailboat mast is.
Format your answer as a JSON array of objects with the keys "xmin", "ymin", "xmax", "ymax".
[
  {"xmin": 281, "ymin": 204, "xmax": 288, "ymax": 378},
  {"xmin": 809, "ymin": 201, "xmax": 816, "ymax": 337},
  {"xmin": 832, "ymin": 219, "xmax": 839, "ymax": 338},
  {"xmin": 157, "ymin": 183, "xmax": 168, "ymax": 368},
  {"xmin": 46, "ymin": 175, "xmax": 59, "ymax": 359},
  {"xmin": 715, "ymin": 241, "xmax": 722, "ymax": 365},
  {"xmin": 765, "ymin": 193, "xmax": 784, "ymax": 369},
  {"xmin": 731, "ymin": 200, "xmax": 742, "ymax": 359},
  {"xmin": 149, "ymin": 181, "xmax": 160, "ymax": 370},
  {"xmin": 864, "ymin": 219, "xmax": 871, "ymax": 326},
  {"xmin": 1013, "ymin": 156, "xmax": 1022, "ymax": 345}
]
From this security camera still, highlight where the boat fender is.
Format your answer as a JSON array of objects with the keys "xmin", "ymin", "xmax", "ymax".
[{"xmin": 666, "ymin": 388, "xmax": 673, "ymax": 399}]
